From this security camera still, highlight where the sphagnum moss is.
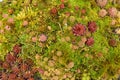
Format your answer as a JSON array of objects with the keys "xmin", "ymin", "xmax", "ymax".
[{"xmin": 0, "ymin": 0, "xmax": 120, "ymax": 80}]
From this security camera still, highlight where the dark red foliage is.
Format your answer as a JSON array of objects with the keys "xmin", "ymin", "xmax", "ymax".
[
  {"xmin": 5, "ymin": 53, "xmax": 16, "ymax": 63},
  {"xmin": 0, "ymin": 46, "xmax": 42, "ymax": 80},
  {"xmin": 23, "ymin": 71, "xmax": 33, "ymax": 79},
  {"xmin": 28, "ymin": 77, "xmax": 34, "ymax": 80},
  {"xmin": 0, "ymin": 71, "xmax": 2, "ymax": 78},
  {"xmin": 2, "ymin": 62, "xmax": 10, "ymax": 69},
  {"xmin": 16, "ymin": 77, "xmax": 24, "ymax": 80},
  {"xmin": 20, "ymin": 63, "xmax": 28, "ymax": 72},
  {"xmin": 88, "ymin": 21, "xmax": 97, "ymax": 33},
  {"xmin": 12, "ymin": 66, "xmax": 20, "ymax": 74},
  {"xmin": 16, "ymin": 57, "xmax": 23, "ymax": 64},
  {"xmin": 109, "ymin": 39, "xmax": 117, "ymax": 47},
  {"xmin": 31, "ymin": 67, "xmax": 38, "ymax": 74},
  {"xmin": 85, "ymin": 37, "xmax": 94, "ymax": 46},
  {"xmin": 72, "ymin": 23, "xmax": 86, "ymax": 36},
  {"xmin": 8, "ymin": 73, "xmax": 16, "ymax": 79},
  {"xmin": 1, "ymin": 73, "xmax": 8, "ymax": 80},
  {"xmin": 13, "ymin": 44, "xmax": 21, "ymax": 55},
  {"xmin": 50, "ymin": 7, "xmax": 58, "ymax": 14},
  {"xmin": 59, "ymin": 3, "xmax": 65, "ymax": 9},
  {"xmin": 0, "ymin": 60, "xmax": 3, "ymax": 67},
  {"xmin": 25, "ymin": 58, "xmax": 33, "ymax": 66}
]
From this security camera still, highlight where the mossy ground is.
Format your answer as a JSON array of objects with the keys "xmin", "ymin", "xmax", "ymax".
[{"xmin": 0, "ymin": 0, "xmax": 120, "ymax": 80}]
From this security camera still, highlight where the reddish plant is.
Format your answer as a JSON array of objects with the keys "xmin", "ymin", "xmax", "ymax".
[
  {"xmin": 98, "ymin": 9, "xmax": 107, "ymax": 17},
  {"xmin": 108, "ymin": 7, "xmax": 117, "ymax": 18},
  {"xmin": 81, "ymin": 9, "xmax": 86, "ymax": 15},
  {"xmin": 0, "ymin": 47, "xmax": 42, "ymax": 80},
  {"xmin": 7, "ymin": 18, "xmax": 14, "ymax": 24},
  {"xmin": 109, "ymin": 39, "xmax": 117, "ymax": 47},
  {"xmin": 0, "ymin": 72, "xmax": 2, "ymax": 79},
  {"xmin": 0, "ymin": 60, "xmax": 3, "ymax": 67},
  {"xmin": 59, "ymin": 3, "xmax": 65, "ymax": 9},
  {"xmin": 2, "ymin": 14, "xmax": 8, "ymax": 18},
  {"xmin": 22, "ymin": 20, "xmax": 29, "ymax": 26},
  {"xmin": 32, "ymin": 37, "xmax": 37, "ymax": 42},
  {"xmin": 8, "ymin": 9, "xmax": 14, "ymax": 14},
  {"xmin": 16, "ymin": 57, "xmax": 23, "ymax": 64},
  {"xmin": 25, "ymin": 58, "xmax": 33, "ymax": 66},
  {"xmin": 8, "ymin": 73, "xmax": 16, "ymax": 79},
  {"xmin": 39, "ymin": 34, "xmax": 47, "ymax": 42},
  {"xmin": 50, "ymin": 7, "xmax": 58, "ymax": 14},
  {"xmin": 61, "ymin": 0, "xmax": 64, "ymax": 3},
  {"xmin": 20, "ymin": 63, "xmax": 28, "ymax": 72},
  {"xmin": 16, "ymin": 77, "xmax": 24, "ymax": 80},
  {"xmin": 74, "ymin": 6, "xmax": 80, "ymax": 11},
  {"xmin": 64, "ymin": 12, "xmax": 71, "ymax": 17},
  {"xmin": 31, "ymin": 67, "xmax": 38, "ymax": 74},
  {"xmin": 85, "ymin": 37, "xmax": 94, "ymax": 46},
  {"xmin": 28, "ymin": 77, "xmax": 35, "ymax": 80},
  {"xmin": 1, "ymin": 73, "xmax": 8, "ymax": 80},
  {"xmin": 13, "ymin": 44, "xmax": 21, "ymax": 55},
  {"xmin": 37, "ymin": 68, "xmax": 44, "ymax": 74},
  {"xmin": 72, "ymin": 23, "xmax": 86, "ymax": 36},
  {"xmin": 2, "ymin": 62, "xmax": 10, "ymax": 69},
  {"xmin": 0, "ymin": 29, "xmax": 4, "ymax": 34},
  {"xmin": 5, "ymin": 53, "xmax": 16, "ymax": 64},
  {"xmin": 5, "ymin": 25, "xmax": 11, "ymax": 31},
  {"xmin": 12, "ymin": 66, "xmax": 20, "ymax": 74},
  {"xmin": 23, "ymin": 71, "xmax": 33, "ymax": 79},
  {"xmin": 96, "ymin": 0, "xmax": 108, "ymax": 8},
  {"xmin": 87, "ymin": 21, "xmax": 97, "ymax": 33}
]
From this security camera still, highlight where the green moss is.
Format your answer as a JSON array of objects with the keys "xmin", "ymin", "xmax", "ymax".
[{"xmin": 0, "ymin": 0, "xmax": 120, "ymax": 79}]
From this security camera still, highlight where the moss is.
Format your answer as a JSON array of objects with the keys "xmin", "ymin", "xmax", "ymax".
[{"xmin": 0, "ymin": 0, "xmax": 120, "ymax": 79}]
